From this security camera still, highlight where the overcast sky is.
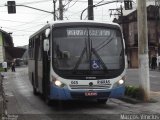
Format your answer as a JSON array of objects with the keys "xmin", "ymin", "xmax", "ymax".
[{"xmin": 0, "ymin": 0, "xmax": 138, "ymax": 47}]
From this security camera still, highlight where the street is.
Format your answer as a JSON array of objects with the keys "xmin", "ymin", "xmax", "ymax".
[
  {"xmin": 2, "ymin": 67, "xmax": 160, "ymax": 120},
  {"xmin": 126, "ymin": 69, "xmax": 160, "ymax": 91}
]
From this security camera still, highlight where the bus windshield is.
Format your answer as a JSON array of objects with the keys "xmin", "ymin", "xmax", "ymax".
[{"xmin": 53, "ymin": 27, "xmax": 124, "ymax": 76}]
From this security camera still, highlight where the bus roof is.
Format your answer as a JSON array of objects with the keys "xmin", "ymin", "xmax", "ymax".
[
  {"xmin": 29, "ymin": 20, "xmax": 121, "ymax": 39},
  {"xmin": 48, "ymin": 20, "xmax": 121, "ymax": 28}
]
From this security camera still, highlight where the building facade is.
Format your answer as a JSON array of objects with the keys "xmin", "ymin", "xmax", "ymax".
[
  {"xmin": 0, "ymin": 29, "xmax": 26, "ymax": 66},
  {"xmin": 115, "ymin": 5, "xmax": 160, "ymax": 68},
  {"xmin": 0, "ymin": 29, "xmax": 14, "ymax": 64}
]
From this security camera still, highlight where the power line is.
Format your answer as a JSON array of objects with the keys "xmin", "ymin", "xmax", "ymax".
[
  {"xmin": 1, "ymin": 26, "xmax": 35, "ymax": 32},
  {"xmin": 94, "ymin": 0, "xmax": 105, "ymax": 6},
  {"xmin": 66, "ymin": 0, "xmax": 112, "ymax": 20},
  {"xmin": 8, "ymin": 14, "xmax": 52, "ymax": 28},
  {"xmin": 64, "ymin": 0, "xmax": 74, "ymax": 7},
  {"xmin": 17, "ymin": 0, "xmax": 52, "ymax": 5},
  {"xmin": 1, "ymin": 23, "xmax": 44, "ymax": 32},
  {"xmin": 64, "ymin": 0, "xmax": 78, "ymax": 12},
  {"xmin": 0, "ymin": 19, "xmax": 34, "ymax": 23},
  {"xmin": 68, "ymin": 0, "xmax": 106, "ymax": 3},
  {"xmin": 80, "ymin": 0, "xmax": 120, "ymax": 20}
]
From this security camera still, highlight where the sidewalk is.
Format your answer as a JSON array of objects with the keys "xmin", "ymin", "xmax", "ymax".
[
  {"xmin": 137, "ymin": 91, "xmax": 160, "ymax": 113},
  {"xmin": 125, "ymin": 68, "xmax": 160, "ymax": 113}
]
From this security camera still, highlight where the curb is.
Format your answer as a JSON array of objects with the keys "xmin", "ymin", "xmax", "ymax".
[
  {"xmin": 120, "ymin": 96, "xmax": 142, "ymax": 104},
  {"xmin": 120, "ymin": 96, "xmax": 158, "ymax": 104}
]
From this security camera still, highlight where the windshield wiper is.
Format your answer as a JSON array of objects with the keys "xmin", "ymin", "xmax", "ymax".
[
  {"xmin": 73, "ymin": 28, "xmax": 110, "ymax": 73},
  {"xmin": 73, "ymin": 47, "xmax": 86, "ymax": 72},
  {"xmin": 73, "ymin": 38, "xmax": 88, "ymax": 72}
]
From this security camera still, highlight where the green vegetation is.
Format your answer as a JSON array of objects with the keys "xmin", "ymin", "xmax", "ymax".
[
  {"xmin": 125, "ymin": 85, "xmax": 157, "ymax": 103},
  {"xmin": 125, "ymin": 86, "xmax": 143, "ymax": 100}
]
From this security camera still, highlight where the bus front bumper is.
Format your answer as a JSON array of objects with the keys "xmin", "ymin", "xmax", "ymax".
[{"xmin": 49, "ymin": 85, "xmax": 125, "ymax": 100}]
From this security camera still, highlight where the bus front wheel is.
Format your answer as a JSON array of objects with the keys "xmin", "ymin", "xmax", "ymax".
[{"xmin": 97, "ymin": 99, "xmax": 108, "ymax": 104}]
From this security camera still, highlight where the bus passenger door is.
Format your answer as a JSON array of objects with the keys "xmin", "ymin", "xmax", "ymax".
[
  {"xmin": 42, "ymin": 38, "xmax": 50, "ymax": 99},
  {"xmin": 34, "ymin": 37, "xmax": 39, "ymax": 89}
]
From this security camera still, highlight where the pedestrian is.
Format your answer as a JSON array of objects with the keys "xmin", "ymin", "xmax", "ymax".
[
  {"xmin": 11, "ymin": 62, "xmax": 16, "ymax": 72},
  {"xmin": 2, "ymin": 61, "xmax": 7, "ymax": 72},
  {"xmin": 151, "ymin": 55, "xmax": 157, "ymax": 70}
]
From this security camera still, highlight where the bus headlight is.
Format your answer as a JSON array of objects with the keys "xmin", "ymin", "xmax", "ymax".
[
  {"xmin": 55, "ymin": 80, "xmax": 62, "ymax": 86},
  {"xmin": 112, "ymin": 77, "xmax": 125, "ymax": 88},
  {"xmin": 118, "ymin": 79, "xmax": 124, "ymax": 85},
  {"xmin": 52, "ymin": 76, "xmax": 66, "ymax": 88},
  {"xmin": 54, "ymin": 80, "xmax": 66, "ymax": 87}
]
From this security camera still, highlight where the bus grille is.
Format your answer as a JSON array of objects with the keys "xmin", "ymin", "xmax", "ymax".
[{"xmin": 69, "ymin": 84, "xmax": 111, "ymax": 89}]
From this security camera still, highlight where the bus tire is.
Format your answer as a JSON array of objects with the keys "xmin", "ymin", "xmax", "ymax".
[
  {"xmin": 32, "ymin": 74, "xmax": 38, "ymax": 95},
  {"xmin": 97, "ymin": 99, "xmax": 108, "ymax": 104}
]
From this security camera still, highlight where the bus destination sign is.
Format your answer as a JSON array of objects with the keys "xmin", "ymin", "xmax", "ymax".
[{"xmin": 67, "ymin": 29, "xmax": 111, "ymax": 37}]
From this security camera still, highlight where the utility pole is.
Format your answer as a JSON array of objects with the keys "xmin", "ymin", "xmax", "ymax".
[
  {"xmin": 88, "ymin": 0, "xmax": 94, "ymax": 20},
  {"xmin": 80, "ymin": 1, "xmax": 121, "ymax": 20},
  {"xmin": 59, "ymin": 0, "xmax": 63, "ymax": 20},
  {"xmin": 53, "ymin": 0, "xmax": 56, "ymax": 21},
  {"xmin": 137, "ymin": 0, "xmax": 150, "ymax": 102}
]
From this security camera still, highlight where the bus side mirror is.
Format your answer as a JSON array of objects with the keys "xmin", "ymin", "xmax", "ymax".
[
  {"xmin": 43, "ymin": 39, "xmax": 49, "ymax": 52},
  {"xmin": 45, "ymin": 28, "xmax": 50, "ymax": 38},
  {"xmin": 123, "ymin": 39, "xmax": 126, "ymax": 50}
]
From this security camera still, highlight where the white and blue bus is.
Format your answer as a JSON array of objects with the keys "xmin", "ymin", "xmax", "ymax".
[{"xmin": 28, "ymin": 21, "xmax": 126, "ymax": 104}]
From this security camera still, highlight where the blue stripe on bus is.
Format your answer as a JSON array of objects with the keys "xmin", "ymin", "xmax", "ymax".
[
  {"xmin": 109, "ymin": 86, "xmax": 125, "ymax": 98},
  {"xmin": 50, "ymin": 86, "xmax": 72, "ymax": 100}
]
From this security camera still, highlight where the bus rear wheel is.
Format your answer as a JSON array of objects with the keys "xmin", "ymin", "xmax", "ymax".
[{"xmin": 97, "ymin": 99, "xmax": 108, "ymax": 104}]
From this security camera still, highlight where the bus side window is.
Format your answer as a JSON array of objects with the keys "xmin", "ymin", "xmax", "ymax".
[
  {"xmin": 32, "ymin": 38, "xmax": 35, "ymax": 59},
  {"xmin": 29, "ymin": 39, "xmax": 31, "ymax": 58},
  {"xmin": 38, "ymin": 35, "xmax": 42, "ymax": 60},
  {"xmin": 29, "ymin": 38, "xmax": 34, "ymax": 59}
]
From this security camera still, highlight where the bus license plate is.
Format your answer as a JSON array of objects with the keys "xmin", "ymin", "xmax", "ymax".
[{"xmin": 85, "ymin": 92, "xmax": 97, "ymax": 96}]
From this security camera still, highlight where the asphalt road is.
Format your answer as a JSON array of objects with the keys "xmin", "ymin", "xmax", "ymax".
[
  {"xmin": 126, "ymin": 69, "xmax": 160, "ymax": 92},
  {"xmin": 2, "ymin": 67, "xmax": 160, "ymax": 120}
]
